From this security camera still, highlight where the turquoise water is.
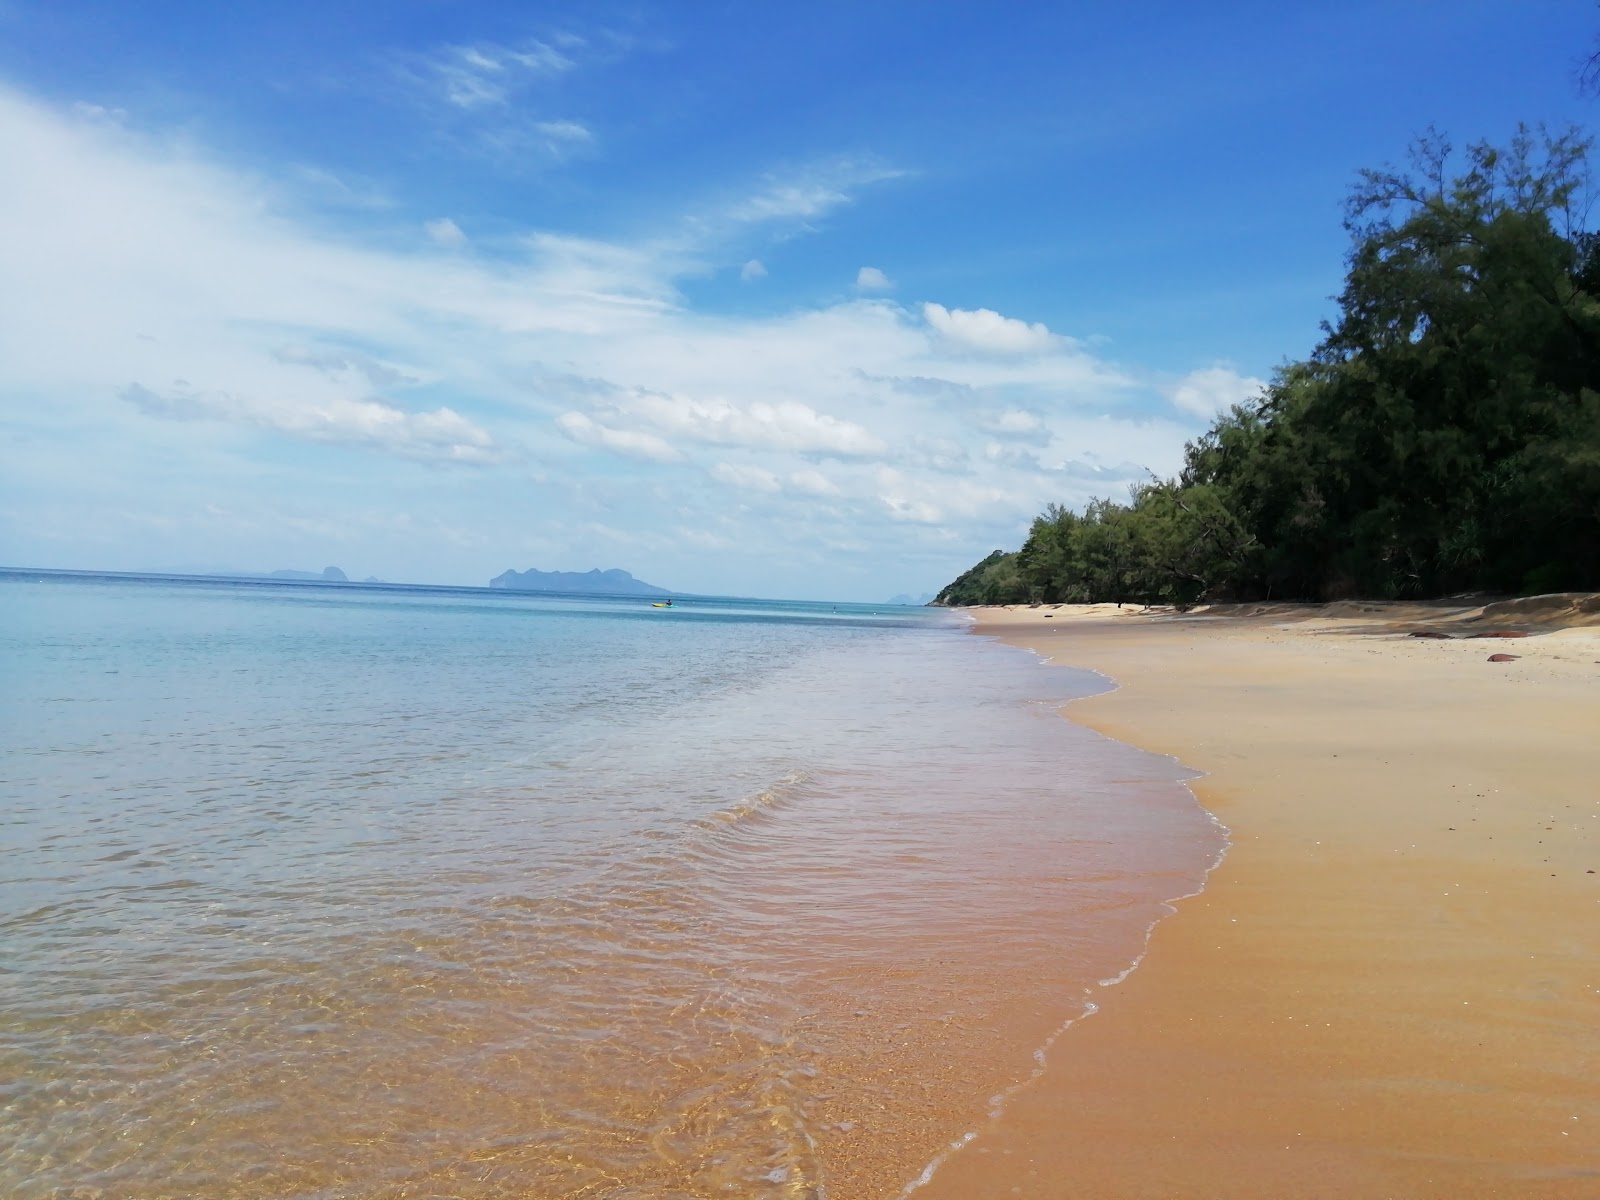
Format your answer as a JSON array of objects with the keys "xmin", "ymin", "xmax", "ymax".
[{"xmin": 0, "ymin": 571, "xmax": 1221, "ymax": 1199}]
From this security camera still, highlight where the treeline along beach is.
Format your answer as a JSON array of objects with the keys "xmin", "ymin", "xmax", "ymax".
[{"xmin": 938, "ymin": 128, "xmax": 1600, "ymax": 607}]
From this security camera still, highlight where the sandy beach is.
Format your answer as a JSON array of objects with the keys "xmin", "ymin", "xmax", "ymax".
[{"xmin": 916, "ymin": 596, "xmax": 1600, "ymax": 1199}]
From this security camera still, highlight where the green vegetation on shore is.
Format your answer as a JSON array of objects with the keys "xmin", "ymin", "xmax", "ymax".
[{"xmin": 937, "ymin": 128, "xmax": 1600, "ymax": 607}]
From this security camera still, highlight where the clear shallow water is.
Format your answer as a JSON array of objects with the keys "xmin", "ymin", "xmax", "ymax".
[{"xmin": 0, "ymin": 572, "xmax": 1223, "ymax": 1199}]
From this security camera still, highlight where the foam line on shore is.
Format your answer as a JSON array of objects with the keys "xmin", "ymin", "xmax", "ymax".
[
  {"xmin": 897, "ymin": 635, "xmax": 1233, "ymax": 1197},
  {"xmin": 908, "ymin": 600, "xmax": 1600, "ymax": 1198}
]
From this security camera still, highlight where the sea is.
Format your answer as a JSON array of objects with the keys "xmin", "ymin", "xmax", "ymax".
[{"xmin": 0, "ymin": 570, "xmax": 1224, "ymax": 1199}]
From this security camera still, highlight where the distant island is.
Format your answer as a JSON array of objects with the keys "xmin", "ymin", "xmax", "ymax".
[
  {"xmin": 489, "ymin": 567, "xmax": 672, "ymax": 596},
  {"xmin": 268, "ymin": 566, "xmax": 349, "ymax": 582},
  {"xmin": 888, "ymin": 592, "xmax": 936, "ymax": 606}
]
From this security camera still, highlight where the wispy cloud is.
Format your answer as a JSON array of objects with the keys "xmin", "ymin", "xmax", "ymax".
[
  {"xmin": 1, "ymin": 84, "xmax": 1223, "ymax": 594},
  {"xmin": 402, "ymin": 40, "xmax": 577, "ymax": 111},
  {"xmin": 386, "ymin": 35, "xmax": 605, "ymax": 166},
  {"xmin": 555, "ymin": 412, "xmax": 683, "ymax": 462},
  {"xmin": 535, "ymin": 118, "xmax": 591, "ymax": 143},
  {"xmin": 122, "ymin": 383, "xmax": 498, "ymax": 464},
  {"xmin": 290, "ymin": 165, "xmax": 393, "ymax": 210},
  {"xmin": 722, "ymin": 158, "xmax": 907, "ymax": 225},
  {"xmin": 425, "ymin": 217, "xmax": 467, "ymax": 247}
]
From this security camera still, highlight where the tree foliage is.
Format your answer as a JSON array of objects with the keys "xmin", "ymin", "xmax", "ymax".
[{"xmin": 936, "ymin": 127, "xmax": 1600, "ymax": 607}]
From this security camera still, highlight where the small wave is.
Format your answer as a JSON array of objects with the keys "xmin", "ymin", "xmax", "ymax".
[{"xmin": 696, "ymin": 770, "xmax": 812, "ymax": 830}]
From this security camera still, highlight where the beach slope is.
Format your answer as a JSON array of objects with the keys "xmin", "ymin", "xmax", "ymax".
[{"xmin": 918, "ymin": 598, "xmax": 1599, "ymax": 1199}]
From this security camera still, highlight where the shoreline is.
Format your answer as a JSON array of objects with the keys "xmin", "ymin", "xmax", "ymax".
[{"xmin": 914, "ymin": 598, "xmax": 1599, "ymax": 1199}]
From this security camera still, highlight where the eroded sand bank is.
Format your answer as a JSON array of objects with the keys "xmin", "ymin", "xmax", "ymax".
[{"xmin": 916, "ymin": 596, "xmax": 1600, "ymax": 1199}]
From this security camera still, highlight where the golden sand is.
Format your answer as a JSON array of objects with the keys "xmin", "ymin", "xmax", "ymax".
[{"xmin": 915, "ymin": 597, "xmax": 1600, "ymax": 1199}]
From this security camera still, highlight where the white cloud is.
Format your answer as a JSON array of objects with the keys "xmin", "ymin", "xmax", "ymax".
[
  {"xmin": 122, "ymin": 383, "xmax": 497, "ymax": 464},
  {"xmin": 0, "ymin": 85, "xmax": 1244, "ymax": 598},
  {"xmin": 425, "ymin": 217, "xmax": 467, "ymax": 247},
  {"xmin": 535, "ymin": 119, "xmax": 591, "ymax": 143},
  {"xmin": 293, "ymin": 165, "xmax": 392, "ymax": 210},
  {"xmin": 386, "ymin": 39, "xmax": 602, "ymax": 167},
  {"xmin": 606, "ymin": 392, "xmax": 887, "ymax": 458},
  {"xmin": 555, "ymin": 412, "xmax": 683, "ymax": 462},
  {"xmin": 855, "ymin": 266, "xmax": 892, "ymax": 291},
  {"xmin": 677, "ymin": 526, "xmax": 736, "ymax": 551},
  {"xmin": 409, "ymin": 40, "xmax": 575, "ymax": 111},
  {"xmin": 882, "ymin": 495, "xmax": 943, "ymax": 523},
  {"xmin": 740, "ymin": 258, "xmax": 767, "ymax": 282},
  {"xmin": 923, "ymin": 302, "xmax": 1060, "ymax": 355},
  {"xmin": 988, "ymin": 409, "xmax": 1043, "ymax": 435},
  {"xmin": 788, "ymin": 468, "xmax": 839, "ymax": 496},
  {"xmin": 874, "ymin": 467, "xmax": 1044, "ymax": 527},
  {"xmin": 710, "ymin": 462, "xmax": 781, "ymax": 492},
  {"xmin": 70, "ymin": 101, "xmax": 128, "ymax": 124},
  {"xmin": 1168, "ymin": 364, "xmax": 1266, "ymax": 419},
  {"xmin": 978, "ymin": 408, "xmax": 1049, "ymax": 441},
  {"xmin": 731, "ymin": 182, "xmax": 846, "ymax": 222},
  {"xmin": 984, "ymin": 441, "xmax": 1041, "ymax": 468},
  {"xmin": 725, "ymin": 159, "xmax": 905, "ymax": 224}
]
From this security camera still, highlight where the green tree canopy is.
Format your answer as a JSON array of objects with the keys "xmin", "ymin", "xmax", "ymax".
[{"xmin": 936, "ymin": 126, "xmax": 1600, "ymax": 607}]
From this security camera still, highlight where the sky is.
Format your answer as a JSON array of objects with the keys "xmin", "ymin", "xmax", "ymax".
[{"xmin": 1, "ymin": 1, "xmax": 1595, "ymax": 601}]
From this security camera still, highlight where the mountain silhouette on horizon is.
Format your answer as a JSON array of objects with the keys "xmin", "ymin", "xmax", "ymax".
[{"xmin": 489, "ymin": 567, "xmax": 672, "ymax": 596}]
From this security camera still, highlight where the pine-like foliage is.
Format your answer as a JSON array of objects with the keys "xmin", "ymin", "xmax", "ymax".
[{"xmin": 936, "ymin": 127, "xmax": 1600, "ymax": 606}]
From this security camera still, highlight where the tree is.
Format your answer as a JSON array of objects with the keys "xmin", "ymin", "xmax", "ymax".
[
  {"xmin": 936, "ymin": 126, "xmax": 1600, "ymax": 606},
  {"xmin": 1307, "ymin": 126, "xmax": 1598, "ymax": 594},
  {"xmin": 1582, "ymin": 2, "xmax": 1600, "ymax": 96}
]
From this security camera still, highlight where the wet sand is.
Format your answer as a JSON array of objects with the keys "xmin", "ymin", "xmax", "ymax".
[{"xmin": 917, "ymin": 597, "xmax": 1600, "ymax": 1199}]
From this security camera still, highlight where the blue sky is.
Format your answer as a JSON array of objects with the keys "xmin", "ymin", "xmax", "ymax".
[{"xmin": 1, "ymin": 1, "xmax": 1594, "ymax": 600}]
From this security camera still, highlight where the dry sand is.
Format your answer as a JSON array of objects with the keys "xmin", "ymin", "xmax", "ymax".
[{"xmin": 914, "ymin": 595, "xmax": 1600, "ymax": 1199}]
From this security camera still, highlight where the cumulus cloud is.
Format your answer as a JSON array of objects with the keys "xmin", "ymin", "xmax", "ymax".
[
  {"xmin": 425, "ymin": 217, "xmax": 467, "ymax": 247},
  {"xmin": 609, "ymin": 392, "xmax": 887, "ymax": 458},
  {"xmin": 121, "ymin": 383, "xmax": 497, "ymax": 464},
  {"xmin": 740, "ymin": 258, "xmax": 767, "ymax": 282},
  {"xmin": 855, "ymin": 266, "xmax": 892, "ymax": 290},
  {"xmin": 1168, "ymin": 364, "xmax": 1266, "ymax": 419},
  {"xmin": 0, "ymin": 85, "xmax": 1245, "ymax": 598},
  {"xmin": 555, "ymin": 412, "xmax": 683, "ymax": 462},
  {"xmin": 923, "ymin": 303, "xmax": 1059, "ymax": 355}
]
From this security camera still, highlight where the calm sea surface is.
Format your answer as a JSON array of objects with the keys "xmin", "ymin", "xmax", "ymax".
[{"xmin": 0, "ymin": 572, "xmax": 1223, "ymax": 1199}]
